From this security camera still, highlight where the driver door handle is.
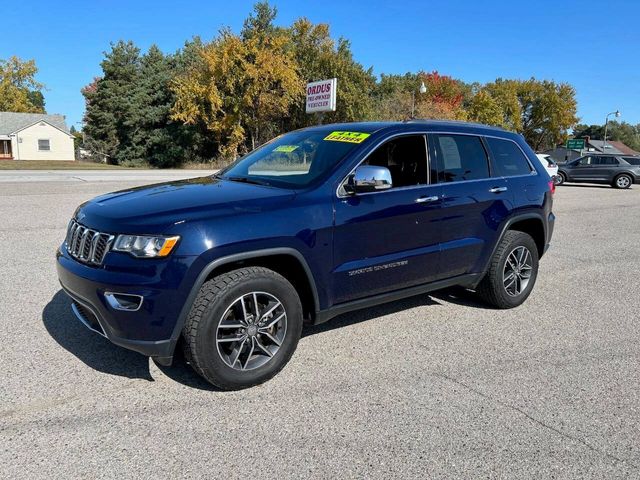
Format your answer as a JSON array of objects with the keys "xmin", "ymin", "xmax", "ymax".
[
  {"xmin": 489, "ymin": 186, "xmax": 508, "ymax": 193},
  {"xmin": 415, "ymin": 195, "xmax": 440, "ymax": 203}
]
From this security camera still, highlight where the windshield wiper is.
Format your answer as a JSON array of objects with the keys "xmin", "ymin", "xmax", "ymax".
[{"xmin": 225, "ymin": 176, "xmax": 272, "ymax": 187}]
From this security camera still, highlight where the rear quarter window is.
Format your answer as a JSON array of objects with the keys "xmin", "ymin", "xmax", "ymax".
[
  {"xmin": 623, "ymin": 157, "xmax": 640, "ymax": 166},
  {"xmin": 485, "ymin": 137, "xmax": 533, "ymax": 177}
]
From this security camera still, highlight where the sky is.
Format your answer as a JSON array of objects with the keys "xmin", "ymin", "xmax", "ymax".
[{"xmin": 1, "ymin": 0, "xmax": 638, "ymax": 129}]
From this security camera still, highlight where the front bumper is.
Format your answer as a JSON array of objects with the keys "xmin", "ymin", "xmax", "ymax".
[{"xmin": 56, "ymin": 245, "xmax": 197, "ymax": 361}]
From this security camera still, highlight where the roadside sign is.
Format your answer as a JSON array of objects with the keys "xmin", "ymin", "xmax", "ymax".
[
  {"xmin": 566, "ymin": 138, "xmax": 585, "ymax": 150},
  {"xmin": 305, "ymin": 78, "xmax": 337, "ymax": 113}
]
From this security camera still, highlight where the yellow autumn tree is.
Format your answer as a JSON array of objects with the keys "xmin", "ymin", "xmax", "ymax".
[
  {"xmin": 171, "ymin": 28, "xmax": 302, "ymax": 159},
  {"xmin": 0, "ymin": 56, "xmax": 45, "ymax": 113}
]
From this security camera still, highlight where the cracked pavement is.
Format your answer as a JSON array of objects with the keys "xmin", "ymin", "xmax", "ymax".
[{"xmin": 1, "ymin": 174, "xmax": 639, "ymax": 479}]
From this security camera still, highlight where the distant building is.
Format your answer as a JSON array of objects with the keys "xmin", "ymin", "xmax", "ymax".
[
  {"xmin": 0, "ymin": 112, "xmax": 75, "ymax": 161},
  {"xmin": 543, "ymin": 139, "xmax": 639, "ymax": 163},
  {"xmin": 586, "ymin": 139, "xmax": 639, "ymax": 156},
  {"xmin": 543, "ymin": 147, "xmax": 582, "ymax": 163}
]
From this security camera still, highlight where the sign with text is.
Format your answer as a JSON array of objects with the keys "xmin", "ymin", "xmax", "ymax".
[
  {"xmin": 566, "ymin": 138, "xmax": 586, "ymax": 150},
  {"xmin": 305, "ymin": 78, "xmax": 337, "ymax": 113}
]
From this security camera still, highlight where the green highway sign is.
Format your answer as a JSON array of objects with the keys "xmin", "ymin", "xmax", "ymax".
[{"xmin": 566, "ymin": 138, "xmax": 586, "ymax": 150}]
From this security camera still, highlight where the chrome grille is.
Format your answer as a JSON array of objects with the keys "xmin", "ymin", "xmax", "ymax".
[{"xmin": 65, "ymin": 220, "xmax": 115, "ymax": 266}]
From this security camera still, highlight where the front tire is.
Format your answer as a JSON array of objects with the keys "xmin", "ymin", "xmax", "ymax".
[
  {"xmin": 182, "ymin": 267, "xmax": 303, "ymax": 390},
  {"xmin": 476, "ymin": 231, "xmax": 539, "ymax": 309},
  {"xmin": 556, "ymin": 172, "xmax": 566, "ymax": 185}
]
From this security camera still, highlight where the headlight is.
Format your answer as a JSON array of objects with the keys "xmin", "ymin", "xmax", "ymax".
[{"xmin": 113, "ymin": 235, "xmax": 180, "ymax": 258}]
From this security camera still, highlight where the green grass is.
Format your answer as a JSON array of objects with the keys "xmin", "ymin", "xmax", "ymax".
[{"xmin": 0, "ymin": 160, "xmax": 130, "ymax": 170}]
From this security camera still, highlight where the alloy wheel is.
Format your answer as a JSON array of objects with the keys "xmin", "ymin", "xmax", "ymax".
[
  {"xmin": 616, "ymin": 176, "xmax": 631, "ymax": 188},
  {"xmin": 502, "ymin": 246, "xmax": 533, "ymax": 297},
  {"xmin": 216, "ymin": 291, "xmax": 287, "ymax": 371}
]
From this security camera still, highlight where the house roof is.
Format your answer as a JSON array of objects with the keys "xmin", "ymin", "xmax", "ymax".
[
  {"xmin": 604, "ymin": 140, "xmax": 639, "ymax": 156},
  {"xmin": 588, "ymin": 139, "xmax": 639, "ymax": 156},
  {"xmin": 0, "ymin": 112, "xmax": 71, "ymax": 135}
]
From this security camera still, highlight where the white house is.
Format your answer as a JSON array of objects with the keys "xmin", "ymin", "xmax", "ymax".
[{"xmin": 0, "ymin": 112, "xmax": 75, "ymax": 161}]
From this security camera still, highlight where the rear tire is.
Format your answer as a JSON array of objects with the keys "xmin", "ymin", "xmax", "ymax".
[
  {"xmin": 476, "ymin": 231, "xmax": 539, "ymax": 309},
  {"xmin": 182, "ymin": 267, "xmax": 303, "ymax": 390},
  {"xmin": 613, "ymin": 174, "xmax": 632, "ymax": 189}
]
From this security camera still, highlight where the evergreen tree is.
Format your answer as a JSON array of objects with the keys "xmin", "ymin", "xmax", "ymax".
[{"xmin": 83, "ymin": 41, "xmax": 141, "ymax": 164}]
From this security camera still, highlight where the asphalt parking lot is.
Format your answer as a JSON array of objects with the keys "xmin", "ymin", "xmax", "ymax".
[{"xmin": 1, "ymin": 172, "xmax": 639, "ymax": 479}]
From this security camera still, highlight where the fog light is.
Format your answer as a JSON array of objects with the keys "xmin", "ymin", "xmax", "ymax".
[{"xmin": 104, "ymin": 292, "xmax": 144, "ymax": 311}]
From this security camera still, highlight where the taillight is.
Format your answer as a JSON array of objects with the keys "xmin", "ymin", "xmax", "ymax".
[{"xmin": 548, "ymin": 179, "xmax": 555, "ymax": 195}]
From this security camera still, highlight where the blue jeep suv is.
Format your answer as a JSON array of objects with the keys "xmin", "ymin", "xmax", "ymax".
[{"xmin": 57, "ymin": 121, "xmax": 555, "ymax": 389}]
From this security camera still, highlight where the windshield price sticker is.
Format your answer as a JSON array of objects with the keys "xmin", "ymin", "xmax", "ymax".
[
  {"xmin": 274, "ymin": 145, "xmax": 299, "ymax": 153},
  {"xmin": 324, "ymin": 131, "xmax": 371, "ymax": 144}
]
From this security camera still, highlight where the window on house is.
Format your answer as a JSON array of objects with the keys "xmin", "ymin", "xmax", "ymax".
[{"xmin": 38, "ymin": 139, "xmax": 50, "ymax": 151}]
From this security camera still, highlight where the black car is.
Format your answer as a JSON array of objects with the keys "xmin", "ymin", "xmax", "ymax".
[{"xmin": 557, "ymin": 154, "xmax": 640, "ymax": 189}]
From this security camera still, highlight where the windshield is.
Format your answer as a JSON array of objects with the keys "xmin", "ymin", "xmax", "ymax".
[{"xmin": 218, "ymin": 129, "xmax": 371, "ymax": 189}]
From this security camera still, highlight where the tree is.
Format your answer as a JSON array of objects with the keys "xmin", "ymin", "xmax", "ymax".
[
  {"xmin": 27, "ymin": 90, "xmax": 46, "ymax": 111},
  {"xmin": 372, "ymin": 71, "xmax": 467, "ymax": 121},
  {"xmin": 518, "ymin": 79, "xmax": 578, "ymax": 151},
  {"xmin": 0, "ymin": 56, "xmax": 45, "ymax": 113},
  {"xmin": 132, "ymin": 45, "xmax": 198, "ymax": 167},
  {"xmin": 83, "ymin": 41, "xmax": 141, "ymax": 164},
  {"xmin": 482, "ymin": 79, "xmax": 523, "ymax": 131},
  {"xmin": 69, "ymin": 125, "xmax": 83, "ymax": 154},
  {"xmin": 476, "ymin": 78, "xmax": 577, "ymax": 150},
  {"xmin": 241, "ymin": 1, "xmax": 280, "ymax": 40},
  {"xmin": 172, "ymin": 22, "xmax": 301, "ymax": 157},
  {"xmin": 467, "ymin": 89, "xmax": 504, "ymax": 126},
  {"xmin": 286, "ymin": 18, "xmax": 376, "ymax": 129},
  {"xmin": 573, "ymin": 121, "xmax": 640, "ymax": 152}
]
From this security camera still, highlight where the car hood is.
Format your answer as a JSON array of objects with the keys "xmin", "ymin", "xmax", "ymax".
[{"xmin": 75, "ymin": 176, "xmax": 297, "ymax": 233}]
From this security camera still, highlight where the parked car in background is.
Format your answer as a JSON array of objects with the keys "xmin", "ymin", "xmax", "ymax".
[
  {"xmin": 57, "ymin": 121, "xmax": 555, "ymax": 389},
  {"xmin": 557, "ymin": 154, "xmax": 640, "ymax": 189},
  {"xmin": 536, "ymin": 154, "xmax": 559, "ymax": 181}
]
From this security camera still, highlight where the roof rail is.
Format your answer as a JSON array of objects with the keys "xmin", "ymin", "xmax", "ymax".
[{"xmin": 402, "ymin": 118, "xmax": 508, "ymax": 131}]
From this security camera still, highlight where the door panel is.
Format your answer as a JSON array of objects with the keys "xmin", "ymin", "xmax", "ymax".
[
  {"xmin": 429, "ymin": 133, "xmax": 509, "ymax": 277},
  {"xmin": 332, "ymin": 185, "xmax": 443, "ymax": 304},
  {"xmin": 438, "ymin": 179, "xmax": 510, "ymax": 276},
  {"xmin": 331, "ymin": 134, "xmax": 443, "ymax": 305},
  {"xmin": 569, "ymin": 156, "xmax": 596, "ymax": 180}
]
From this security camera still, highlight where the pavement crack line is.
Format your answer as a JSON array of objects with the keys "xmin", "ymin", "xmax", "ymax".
[{"xmin": 431, "ymin": 371, "xmax": 635, "ymax": 469}]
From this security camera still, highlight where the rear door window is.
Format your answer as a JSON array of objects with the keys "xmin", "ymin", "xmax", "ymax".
[
  {"xmin": 430, "ymin": 134, "xmax": 490, "ymax": 182},
  {"xmin": 485, "ymin": 137, "xmax": 533, "ymax": 177},
  {"xmin": 593, "ymin": 156, "xmax": 619, "ymax": 165}
]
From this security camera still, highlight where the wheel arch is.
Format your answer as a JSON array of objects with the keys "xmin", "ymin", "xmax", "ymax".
[
  {"xmin": 166, "ymin": 248, "xmax": 320, "ymax": 360},
  {"xmin": 478, "ymin": 213, "xmax": 547, "ymax": 284},
  {"xmin": 508, "ymin": 216, "xmax": 546, "ymax": 258}
]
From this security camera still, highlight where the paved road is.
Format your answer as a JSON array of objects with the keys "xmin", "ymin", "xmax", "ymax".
[
  {"xmin": 0, "ymin": 169, "xmax": 217, "ymax": 183},
  {"xmin": 1, "ymin": 178, "xmax": 639, "ymax": 479}
]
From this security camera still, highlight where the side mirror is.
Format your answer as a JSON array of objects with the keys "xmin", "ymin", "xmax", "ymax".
[{"xmin": 345, "ymin": 165, "xmax": 393, "ymax": 194}]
